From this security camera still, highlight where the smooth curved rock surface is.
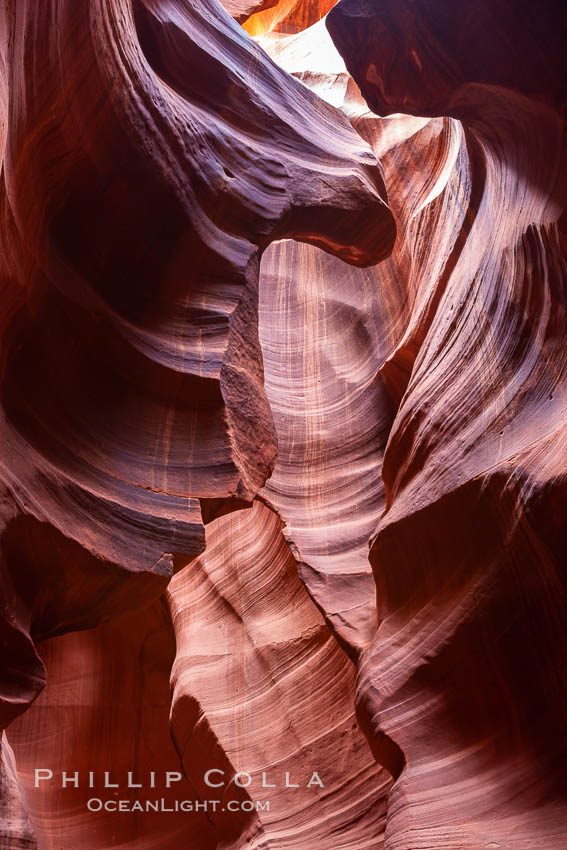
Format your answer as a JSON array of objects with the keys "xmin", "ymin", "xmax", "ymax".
[
  {"xmin": 256, "ymin": 19, "xmax": 466, "ymax": 665},
  {"xmin": 327, "ymin": 0, "xmax": 567, "ymax": 118},
  {"xmin": 6, "ymin": 602, "xmax": 217, "ymax": 850},
  {"xmin": 0, "ymin": 0, "xmax": 394, "ymax": 730},
  {"xmin": 325, "ymin": 1, "xmax": 567, "ymax": 847},
  {"xmin": 1, "ymin": 0, "xmax": 566, "ymax": 848},
  {"xmin": 168, "ymin": 501, "xmax": 391, "ymax": 848}
]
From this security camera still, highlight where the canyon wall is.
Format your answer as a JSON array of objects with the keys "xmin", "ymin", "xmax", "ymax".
[{"xmin": 1, "ymin": 0, "xmax": 565, "ymax": 848}]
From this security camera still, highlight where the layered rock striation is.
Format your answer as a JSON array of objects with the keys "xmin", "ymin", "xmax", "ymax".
[
  {"xmin": 326, "ymin": 1, "xmax": 567, "ymax": 847},
  {"xmin": 1, "ymin": 0, "xmax": 566, "ymax": 848},
  {"xmin": 0, "ymin": 0, "xmax": 393, "ymax": 731}
]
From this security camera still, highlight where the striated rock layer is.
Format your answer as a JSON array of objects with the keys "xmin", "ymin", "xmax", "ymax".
[
  {"xmin": 1, "ymin": 0, "xmax": 566, "ymax": 848},
  {"xmin": 6, "ymin": 503, "xmax": 391, "ymax": 850},
  {"xmin": 256, "ymin": 19, "xmax": 466, "ymax": 668},
  {"xmin": 167, "ymin": 501, "xmax": 391, "ymax": 849},
  {"xmin": 0, "ymin": 0, "xmax": 394, "ymax": 731},
  {"xmin": 325, "ymin": 1, "xmax": 567, "ymax": 848}
]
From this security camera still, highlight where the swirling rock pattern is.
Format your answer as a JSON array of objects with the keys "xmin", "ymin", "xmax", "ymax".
[
  {"xmin": 326, "ymin": 1, "xmax": 567, "ymax": 848},
  {"xmin": 0, "ymin": 0, "xmax": 394, "ymax": 730},
  {"xmin": 168, "ymin": 501, "xmax": 391, "ymax": 848},
  {"xmin": 256, "ymin": 19, "xmax": 466, "ymax": 665},
  {"xmin": 1, "ymin": 0, "xmax": 566, "ymax": 848}
]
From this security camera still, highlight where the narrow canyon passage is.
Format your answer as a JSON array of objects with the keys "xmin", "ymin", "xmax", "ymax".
[{"xmin": 1, "ymin": 0, "xmax": 566, "ymax": 848}]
